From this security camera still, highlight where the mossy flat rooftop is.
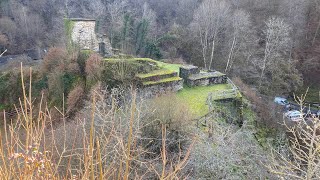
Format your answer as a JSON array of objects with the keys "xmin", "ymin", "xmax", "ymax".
[
  {"xmin": 136, "ymin": 69, "xmax": 176, "ymax": 79},
  {"xmin": 143, "ymin": 76, "xmax": 182, "ymax": 86}
]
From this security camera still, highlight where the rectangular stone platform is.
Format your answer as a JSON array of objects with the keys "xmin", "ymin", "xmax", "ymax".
[{"xmin": 186, "ymin": 71, "xmax": 227, "ymax": 87}]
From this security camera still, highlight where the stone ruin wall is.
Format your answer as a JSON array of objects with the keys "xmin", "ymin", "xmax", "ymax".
[
  {"xmin": 71, "ymin": 20, "xmax": 98, "ymax": 51},
  {"xmin": 70, "ymin": 19, "xmax": 112, "ymax": 56},
  {"xmin": 138, "ymin": 80, "xmax": 184, "ymax": 99},
  {"xmin": 186, "ymin": 76, "xmax": 227, "ymax": 87},
  {"xmin": 180, "ymin": 65, "xmax": 227, "ymax": 87}
]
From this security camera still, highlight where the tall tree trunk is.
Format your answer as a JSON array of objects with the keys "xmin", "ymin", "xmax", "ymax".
[
  {"xmin": 209, "ymin": 38, "xmax": 215, "ymax": 70},
  {"xmin": 225, "ymin": 35, "xmax": 236, "ymax": 72},
  {"xmin": 312, "ymin": 17, "xmax": 320, "ymax": 46},
  {"xmin": 200, "ymin": 27, "xmax": 208, "ymax": 69},
  {"xmin": 259, "ymin": 46, "xmax": 269, "ymax": 89},
  {"xmin": 22, "ymin": 6, "xmax": 29, "ymax": 38}
]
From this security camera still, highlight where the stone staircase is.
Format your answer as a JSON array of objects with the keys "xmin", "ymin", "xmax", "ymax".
[{"xmin": 135, "ymin": 69, "xmax": 183, "ymax": 98}]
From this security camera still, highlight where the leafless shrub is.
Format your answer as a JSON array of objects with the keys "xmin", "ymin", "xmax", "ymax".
[
  {"xmin": 66, "ymin": 84, "xmax": 85, "ymax": 114},
  {"xmin": 42, "ymin": 47, "xmax": 68, "ymax": 74},
  {"xmin": 141, "ymin": 93, "xmax": 193, "ymax": 157},
  {"xmin": 85, "ymin": 53, "xmax": 103, "ymax": 83},
  {"xmin": 267, "ymin": 94, "xmax": 320, "ymax": 179},
  {"xmin": 0, "ymin": 67, "xmax": 193, "ymax": 179},
  {"xmin": 186, "ymin": 120, "xmax": 272, "ymax": 179}
]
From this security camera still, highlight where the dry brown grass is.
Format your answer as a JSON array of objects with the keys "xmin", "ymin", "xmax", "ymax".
[
  {"xmin": 0, "ymin": 65, "xmax": 193, "ymax": 179},
  {"xmin": 66, "ymin": 84, "xmax": 85, "ymax": 114},
  {"xmin": 85, "ymin": 53, "xmax": 103, "ymax": 82}
]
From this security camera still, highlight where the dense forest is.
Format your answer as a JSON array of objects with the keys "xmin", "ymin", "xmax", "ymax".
[
  {"xmin": 0, "ymin": 0, "xmax": 319, "ymax": 94},
  {"xmin": 0, "ymin": 0, "xmax": 320, "ymax": 179}
]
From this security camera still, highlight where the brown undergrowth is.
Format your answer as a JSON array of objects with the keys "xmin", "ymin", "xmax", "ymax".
[{"xmin": 0, "ymin": 65, "xmax": 194, "ymax": 179}]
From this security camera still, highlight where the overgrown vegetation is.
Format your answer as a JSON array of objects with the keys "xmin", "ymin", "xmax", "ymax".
[
  {"xmin": 177, "ymin": 84, "xmax": 234, "ymax": 116},
  {"xmin": 0, "ymin": 48, "xmax": 99, "ymax": 114},
  {"xmin": 1, "ymin": 0, "xmax": 320, "ymax": 178},
  {"xmin": 0, "ymin": 70, "xmax": 194, "ymax": 179},
  {"xmin": 63, "ymin": 19, "xmax": 75, "ymax": 50}
]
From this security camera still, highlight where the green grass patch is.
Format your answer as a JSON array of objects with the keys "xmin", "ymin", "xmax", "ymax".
[
  {"xmin": 157, "ymin": 61, "xmax": 182, "ymax": 73},
  {"xmin": 136, "ymin": 69, "xmax": 176, "ymax": 79},
  {"xmin": 176, "ymin": 84, "xmax": 233, "ymax": 117},
  {"xmin": 143, "ymin": 76, "xmax": 182, "ymax": 86}
]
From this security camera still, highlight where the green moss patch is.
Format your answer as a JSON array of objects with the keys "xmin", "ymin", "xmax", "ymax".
[
  {"xmin": 143, "ymin": 76, "xmax": 182, "ymax": 86},
  {"xmin": 176, "ymin": 84, "xmax": 234, "ymax": 117},
  {"xmin": 136, "ymin": 69, "xmax": 175, "ymax": 78},
  {"xmin": 64, "ymin": 19, "xmax": 75, "ymax": 49},
  {"xmin": 157, "ymin": 62, "xmax": 182, "ymax": 73}
]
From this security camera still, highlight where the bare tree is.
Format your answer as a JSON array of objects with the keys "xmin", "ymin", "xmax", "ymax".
[
  {"xmin": 258, "ymin": 17, "xmax": 292, "ymax": 89},
  {"xmin": 225, "ymin": 10, "xmax": 256, "ymax": 73},
  {"xmin": 267, "ymin": 96, "xmax": 320, "ymax": 179},
  {"xmin": 310, "ymin": 0, "xmax": 320, "ymax": 46},
  {"xmin": 107, "ymin": 0, "xmax": 128, "ymax": 45},
  {"xmin": 175, "ymin": 0, "xmax": 198, "ymax": 26},
  {"xmin": 141, "ymin": 2, "xmax": 157, "ymax": 36},
  {"xmin": 279, "ymin": 0, "xmax": 309, "ymax": 48},
  {"xmin": 86, "ymin": 0, "xmax": 106, "ymax": 18},
  {"xmin": 191, "ymin": 0, "xmax": 231, "ymax": 70}
]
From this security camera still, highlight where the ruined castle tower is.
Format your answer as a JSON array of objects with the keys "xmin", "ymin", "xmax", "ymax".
[{"xmin": 68, "ymin": 18, "xmax": 112, "ymax": 57}]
